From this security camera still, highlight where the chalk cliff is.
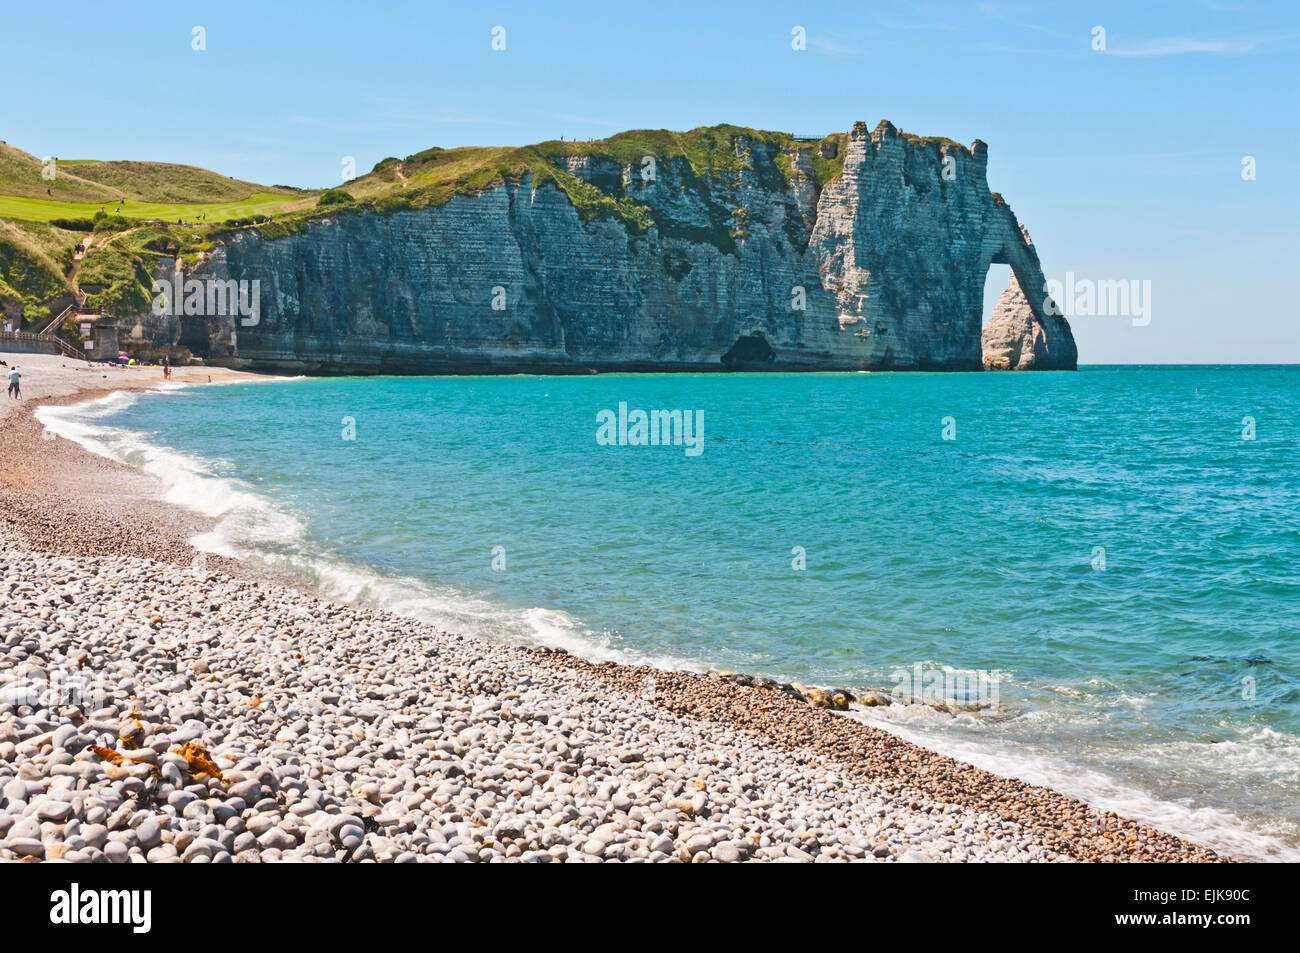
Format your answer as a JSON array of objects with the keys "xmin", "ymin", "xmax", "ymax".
[{"xmin": 167, "ymin": 120, "xmax": 1076, "ymax": 373}]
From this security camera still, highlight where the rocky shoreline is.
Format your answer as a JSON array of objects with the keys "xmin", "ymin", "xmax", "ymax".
[{"xmin": 0, "ymin": 366, "xmax": 1226, "ymax": 862}]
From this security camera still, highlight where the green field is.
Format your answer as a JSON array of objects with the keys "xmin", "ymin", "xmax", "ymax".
[{"xmin": 0, "ymin": 191, "xmax": 306, "ymax": 224}]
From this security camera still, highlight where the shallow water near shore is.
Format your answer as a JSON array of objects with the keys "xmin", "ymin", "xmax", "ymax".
[{"xmin": 38, "ymin": 366, "xmax": 1300, "ymax": 860}]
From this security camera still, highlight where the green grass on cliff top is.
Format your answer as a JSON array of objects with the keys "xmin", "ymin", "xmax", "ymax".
[
  {"xmin": 334, "ymin": 125, "xmax": 853, "ymax": 236},
  {"xmin": 0, "ymin": 191, "xmax": 305, "ymax": 224}
]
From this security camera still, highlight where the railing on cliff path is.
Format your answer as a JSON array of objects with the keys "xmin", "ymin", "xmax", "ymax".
[
  {"xmin": 0, "ymin": 329, "xmax": 87, "ymax": 360},
  {"xmin": 38, "ymin": 304, "xmax": 104, "ymax": 336},
  {"xmin": 35, "ymin": 303, "xmax": 76, "ymax": 336},
  {"xmin": 52, "ymin": 336, "xmax": 87, "ymax": 360},
  {"xmin": 31, "ymin": 302, "xmax": 101, "ymax": 360}
]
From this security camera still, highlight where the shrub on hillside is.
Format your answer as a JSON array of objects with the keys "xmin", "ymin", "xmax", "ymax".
[
  {"xmin": 317, "ymin": 189, "xmax": 354, "ymax": 207},
  {"xmin": 92, "ymin": 212, "xmax": 130, "ymax": 232},
  {"xmin": 22, "ymin": 304, "xmax": 50, "ymax": 328}
]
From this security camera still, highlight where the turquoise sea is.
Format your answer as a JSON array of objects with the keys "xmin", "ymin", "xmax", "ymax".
[{"xmin": 39, "ymin": 366, "xmax": 1300, "ymax": 859}]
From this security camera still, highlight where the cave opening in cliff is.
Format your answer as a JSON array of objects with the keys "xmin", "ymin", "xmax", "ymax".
[{"xmin": 981, "ymin": 263, "xmax": 1011, "ymax": 329}]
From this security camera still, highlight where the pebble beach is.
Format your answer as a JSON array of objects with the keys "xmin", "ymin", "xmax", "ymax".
[{"xmin": 0, "ymin": 354, "xmax": 1227, "ymax": 862}]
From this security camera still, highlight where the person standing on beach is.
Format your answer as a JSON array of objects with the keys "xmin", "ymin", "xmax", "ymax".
[{"xmin": 6, "ymin": 366, "xmax": 19, "ymax": 400}]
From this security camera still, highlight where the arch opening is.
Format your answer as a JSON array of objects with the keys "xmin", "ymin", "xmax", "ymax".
[{"xmin": 981, "ymin": 263, "xmax": 1011, "ymax": 329}]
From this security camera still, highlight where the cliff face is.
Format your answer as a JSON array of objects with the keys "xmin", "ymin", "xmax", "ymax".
[{"xmin": 169, "ymin": 120, "xmax": 1076, "ymax": 373}]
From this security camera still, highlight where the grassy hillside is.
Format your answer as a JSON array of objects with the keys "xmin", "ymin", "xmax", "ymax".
[
  {"xmin": 56, "ymin": 159, "xmax": 288, "ymax": 203},
  {"xmin": 0, "ymin": 142, "xmax": 120, "ymax": 202},
  {"xmin": 0, "ymin": 141, "xmax": 310, "ymax": 325},
  {"xmin": 0, "ymin": 218, "xmax": 73, "ymax": 327},
  {"xmin": 0, "ymin": 142, "xmax": 300, "ymax": 204}
]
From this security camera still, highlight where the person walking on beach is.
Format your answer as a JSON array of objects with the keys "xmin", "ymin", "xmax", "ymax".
[{"xmin": 7, "ymin": 366, "xmax": 19, "ymax": 400}]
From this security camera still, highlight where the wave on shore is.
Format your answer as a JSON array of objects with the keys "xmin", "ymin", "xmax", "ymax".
[
  {"xmin": 846, "ymin": 707, "xmax": 1300, "ymax": 862},
  {"xmin": 35, "ymin": 389, "xmax": 694, "ymax": 671}
]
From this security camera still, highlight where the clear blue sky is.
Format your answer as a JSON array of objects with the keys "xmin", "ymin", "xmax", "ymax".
[{"xmin": 4, "ymin": 0, "xmax": 1296, "ymax": 363}]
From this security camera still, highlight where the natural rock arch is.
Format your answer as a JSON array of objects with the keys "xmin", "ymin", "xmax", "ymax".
[{"xmin": 980, "ymin": 229, "xmax": 1077, "ymax": 371}]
